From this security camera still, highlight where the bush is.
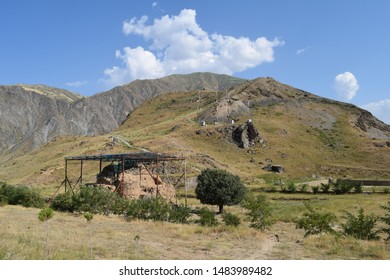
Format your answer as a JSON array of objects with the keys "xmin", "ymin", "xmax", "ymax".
[
  {"xmin": 169, "ymin": 205, "xmax": 192, "ymax": 224},
  {"xmin": 222, "ymin": 212, "xmax": 241, "ymax": 227},
  {"xmin": 197, "ymin": 207, "xmax": 219, "ymax": 227},
  {"xmin": 332, "ymin": 182, "xmax": 353, "ymax": 195},
  {"xmin": 384, "ymin": 188, "xmax": 389, "ymax": 194},
  {"xmin": 72, "ymin": 186, "xmax": 124, "ymax": 215},
  {"xmin": 51, "ymin": 186, "xmax": 126, "ymax": 215},
  {"xmin": 311, "ymin": 186, "xmax": 319, "ymax": 194},
  {"xmin": 299, "ymin": 184, "xmax": 309, "ymax": 193},
  {"xmin": 380, "ymin": 202, "xmax": 390, "ymax": 241},
  {"xmin": 242, "ymin": 194, "xmax": 273, "ymax": 231},
  {"xmin": 0, "ymin": 183, "xmax": 44, "ymax": 208},
  {"xmin": 354, "ymin": 184, "xmax": 363, "ymax": 194},
  {"xmin": 341, "ymin": 208, "xmax": 380, "ymax": 240},
  {"xmin": 296, "ymin": 203, "xmax": 338, "ymax": 237},
  {"xmin": 125, "ymin": 197, "xmax": 170, "ymax": 221},
  {"xmin": 286, "ymin": 182, "xmax": 296, "ymax": 193},
  {"xmin": 320, "ymin": 183, "xmax": 331, "ymax": 194},
  {"xmin": 50, "ymin": 192, "xmax": 75, "ymax": 212},
  {"xmin": 195, "ymin": 168, "xmax": 246, "ymax": 213}
]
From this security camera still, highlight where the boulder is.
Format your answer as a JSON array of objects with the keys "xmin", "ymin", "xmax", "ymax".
[{"xmin": 233, "ymin": 120, "xmax": 264, "ymax": 148}]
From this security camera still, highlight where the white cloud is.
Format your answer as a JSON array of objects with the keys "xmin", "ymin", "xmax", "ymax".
[
  {"xmin": 296, "ymin": 47, "xmax": 309, "ymax": 55},
  {"xmin": 65, "ymin": 80, "xmax": 87, "ymax": 87},
  {"xmin": 103, "ymin": 9, "xmax": 283, "ymax": 87},
  {"xmin": 334, "ymin": 72, "xmax": 359, "ymax": 101},
  {"xmin": 362, "ymin": 99, "xmax": 390, "ymax": 125},
  {"xmin": 152, "ymin": 2, "xmax": 158, "ymax": 8}
]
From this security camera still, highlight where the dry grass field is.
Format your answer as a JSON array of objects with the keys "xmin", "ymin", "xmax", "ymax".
[{"xmin": 1, "ymin": 190, "xmax": 390, "ymax": 260}]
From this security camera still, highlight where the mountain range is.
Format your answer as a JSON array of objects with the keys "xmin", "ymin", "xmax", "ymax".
[{"xmin": 0, "ymin": 73, "xmax": 245, "ymax": 155}]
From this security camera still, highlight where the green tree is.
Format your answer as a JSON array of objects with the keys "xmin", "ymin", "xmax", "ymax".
[
  {"xmin": 195, "ymin": 168, "xmax": 246, "ymax": 213},
  {"xmin": 242, "ymin": 194, "xmax": 273, "ymax": 231},
  {"xmin": 341, "ymin": 208, "xmax": 380, "ymax": 240},
  {"xmin": 296, "ymin": 203, "xmax": 338, "ymax": 237}
]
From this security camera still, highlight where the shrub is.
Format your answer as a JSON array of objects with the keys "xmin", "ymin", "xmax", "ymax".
[
  {"xmin": 242, "ymin": 194, "xmax": 273, "ymax": 231},
  {"xmin": 296, "ymin": 203, "xmax": 338, "ymax": 237},
  {"xmin": 287, "ymin": 182, "xmax": 296, "ymax": 193},
  {"xmin": 169, "ymin": 205, "xmax": 192, "ymax": 224},
  {"xmin": 311, "ymin": 186, "xmax": 319, "ymax": 194},
  {"xmin": 197, "ymin": 207, "xmax": 219, "ymax": 227},
  {"xmin": 125, "ymin": 197, "xmax": 170, "ymax": 222},
  {"xmin": 50, "ymin": 192, "xmax": 75, "ymax": 212},
  {"xmin": 222, "ymin": 212, "xmax": 241, "ymax": 227},
  {"xmin": 72, "ymin": 186, "xmax": 124, "ymax": 215},
  {"xmin": 384, "ymin": 188, "xmax": 389, "ymax": 194},
  {"xmin": 332, "ymin": 182, "xmax": 353, "ymax": 195},
  {"xmin": 354, "ymin": 184, "xmax": 363, "ymax": 194},
  {"xmin": 0, "ymin": 184, "xmax": 44, "ymax": 208},
  {"xmin": 341, "ymin": 208, "xmax": 380, "ymax": 240},
  {"xmin": 299, "ymin": 184, "xmax": 309, "ymax": 193},
  {"xmin": 320, "ymin": 183, "xmax": 331, "ymax": 194},
  {"xmin": 195, "ymin": 168, "xmax": 246, "ymax": 213},
  {"xmin": 380, "ymin": 202, "xmax": 390, "ymax": 241}
]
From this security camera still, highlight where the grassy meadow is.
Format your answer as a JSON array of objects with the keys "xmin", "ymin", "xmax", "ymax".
[{"xmin": 1, "ymin": 187, "xmax": 389, "ymax": 260}]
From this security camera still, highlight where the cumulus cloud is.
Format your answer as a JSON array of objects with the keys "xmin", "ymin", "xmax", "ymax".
[
  {"xmin": 334, "ymin": 72, "xmax": 360, "ymax": 101},
  {"xmin": 362, "ymin": 99, "xmax": 390, "ymax": 125},
  {"xmin": 103, "ymin": 9, "xmax": 283, "ymax": 87}
]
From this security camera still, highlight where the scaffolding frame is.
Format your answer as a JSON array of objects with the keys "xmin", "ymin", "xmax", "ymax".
[{"xmin": 52, "ymin": 152, "xmax": 186, "ymax": 203}]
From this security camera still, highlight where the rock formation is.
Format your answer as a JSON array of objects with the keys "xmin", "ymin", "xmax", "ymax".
[{"xmin": 232, "ymin": 120, "xmax": 264, "ymax": 148}]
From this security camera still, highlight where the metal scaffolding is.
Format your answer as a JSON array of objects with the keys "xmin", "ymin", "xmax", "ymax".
[{"xmin": 52, "ymin": 152, "xmax": 186, "ymax": 202}]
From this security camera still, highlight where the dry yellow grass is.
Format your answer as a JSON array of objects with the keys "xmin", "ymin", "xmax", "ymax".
[{"xmin": 1, "ymin": 200, "xmax": 390, "ymax": 260}]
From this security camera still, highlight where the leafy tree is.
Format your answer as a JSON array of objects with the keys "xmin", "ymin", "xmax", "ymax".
[
  {"xmin": 296, "ymin": 203, "xmax": 338, "ymax": 237},
  {"xmin": 380, "ymin": 202, "xmax": 390, "ymax": 241},
  {"xmin": 341, "ymin": 208, "xmax": 380, "ymax": 240},
  {"xmin": 195, "ymin": 168, "xmax": 246, "ymax": 213},
  {"xmin": 242, "ymin": 194, "xmax": 273, "ymax": 231}
]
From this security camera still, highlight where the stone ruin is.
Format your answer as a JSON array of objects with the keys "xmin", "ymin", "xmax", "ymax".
[{"xmin": 96, "ymin": 163, "xmax": 176, "ymax": 201}]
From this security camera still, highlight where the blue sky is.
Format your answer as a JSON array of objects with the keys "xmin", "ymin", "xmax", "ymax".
[{"xmin": 1, "ymin": 0, "xmax": 390, "ymax": 124}]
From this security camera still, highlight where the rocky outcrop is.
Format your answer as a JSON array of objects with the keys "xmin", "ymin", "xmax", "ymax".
[{"xmin": 232, "ymin": 120, "xmax": 264, "ymax": 148}]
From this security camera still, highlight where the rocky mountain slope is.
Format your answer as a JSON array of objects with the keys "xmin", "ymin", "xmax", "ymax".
[
  {"xmin": 0, "ymin": 73, "xmax": 245, "ymax": 155},
  {"xmin": 1, "ymin": 74, "xmax": 390, "ymax": 190}
]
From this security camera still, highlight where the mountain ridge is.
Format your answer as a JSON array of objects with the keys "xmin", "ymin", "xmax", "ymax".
[{"xmin": 0, "ymin": 73, "xmax": 246, "ymax": 155}]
